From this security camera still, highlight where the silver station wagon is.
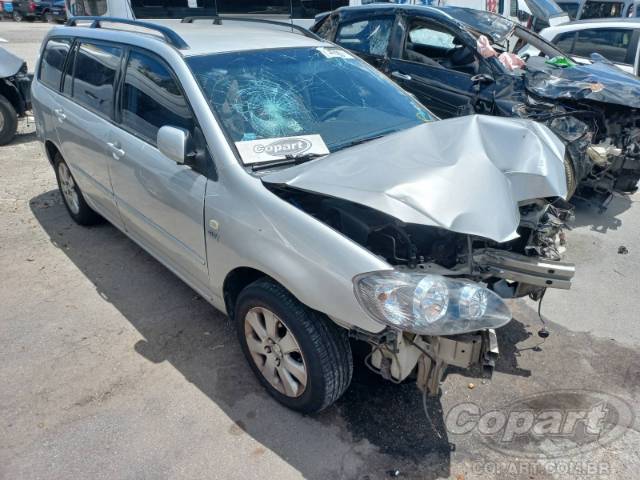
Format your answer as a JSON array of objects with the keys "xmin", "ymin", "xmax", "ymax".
[{"xmin": 32, "ymin": 16, "xmax": 575, "ymax": 413}]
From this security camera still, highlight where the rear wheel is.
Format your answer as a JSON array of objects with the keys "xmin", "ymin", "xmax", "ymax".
[
  {"xmin": 235, "ymin": 278, "xmax": 353, "ymax": 413},
  {"xmin": 0, "ymin": 94, "xmax": 18, "ymax": 145},
  {"xmin": 54, "ymin": 154, "xmax": 102, "ymax": 225},
  {"xmin": 12, "ymin": 10, "xmax": 22, "ymax": 21}
]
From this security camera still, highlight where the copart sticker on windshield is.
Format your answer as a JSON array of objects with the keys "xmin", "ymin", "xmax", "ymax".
[
  {"xmin": 317, "ymin": 47, "xmax": 355, "ymax": 60},
  {"xmin": 235, "ymin": 135, "xmax": 330, "ymax": 164}
]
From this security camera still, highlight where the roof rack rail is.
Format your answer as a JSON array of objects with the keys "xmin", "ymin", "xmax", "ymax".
[
  {"xmin": 65, "ymin": 16, "xmax": 189, "ymax": 49},
  {"xmin": 180, "ymin": 15, "xmax": 323, "ymax": 41}
]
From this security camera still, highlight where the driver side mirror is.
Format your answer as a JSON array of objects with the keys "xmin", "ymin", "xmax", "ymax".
[
  {"xmin": 157, "ymin": 126, "xmax": 191, "ymax": 165},
  {"xmin": 471, "ymin": 73, "xmax": 495, "ymax": 85}
]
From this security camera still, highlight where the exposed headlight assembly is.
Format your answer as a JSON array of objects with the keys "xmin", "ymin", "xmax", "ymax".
[{"xmin": 354, "ymin": 271, "xmax": 512, "ymax": 336}]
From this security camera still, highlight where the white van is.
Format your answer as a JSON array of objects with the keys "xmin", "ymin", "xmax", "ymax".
[
  {"xmin": 64, "ymin": 0, "xmax": 351, "ymax": 26},
  {"xmin": 63, "ymin": 0, "xmax": 567, "ymax": 28}
]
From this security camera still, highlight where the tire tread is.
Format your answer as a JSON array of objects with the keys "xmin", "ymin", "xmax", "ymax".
[{"xmin": 237, "ymin": 278, "xmax": 352, "ymax": 413}]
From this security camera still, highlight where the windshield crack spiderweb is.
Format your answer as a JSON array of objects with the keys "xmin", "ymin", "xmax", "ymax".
[{"xmin": 194, "ymin": 51, "xmax": 366, "ymax": 141}]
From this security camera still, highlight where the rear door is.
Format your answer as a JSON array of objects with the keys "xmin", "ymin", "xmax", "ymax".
[
  {"xmin": 33, "ymin": 37, "xmax": 71, "ymax": 147},
  {"xmin": 54, "ymin": 39, "xmax": 124, "ymax": 227},
  {"xmin": 109, "ymin": 48, "xmax": 210, "ymax": 292}
]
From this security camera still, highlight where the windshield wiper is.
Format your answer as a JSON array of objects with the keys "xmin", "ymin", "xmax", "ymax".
[
  {"xmin": 332, "ymin": 133, "xmax": 387, "ymax": 152},
  {"xmin": 251, "ymin": 153, "xmax": 325, "ymax": 172}
]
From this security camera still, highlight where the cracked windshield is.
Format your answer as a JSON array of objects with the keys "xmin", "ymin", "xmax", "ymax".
[{"xmin": 187, "ymin": 46, "xmax": 433, "ymax": 161}]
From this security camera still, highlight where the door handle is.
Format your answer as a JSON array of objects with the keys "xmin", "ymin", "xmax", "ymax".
[
  {"xmin": 106, "ymin": 141, "xmax": 125, "ymax": 159},
  {"xmin": 53, "ymin": 108, "xmax": 66, "ymax": 122},
  {"xmin": 391, "ymin": 71, "xmax": 412, "ymax": 81}
]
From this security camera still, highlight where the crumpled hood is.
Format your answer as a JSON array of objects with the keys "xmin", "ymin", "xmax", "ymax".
[
  {"xmin": 525, "ymin": 55, "xmax": 640, "ymax": 109},
  {"xmin": 0, "ymin": 46, "xmax": 25, "ymax": 78},
  {"xmin": 262, "ymin": 115, "xmax": 567, "ymax": 243}
]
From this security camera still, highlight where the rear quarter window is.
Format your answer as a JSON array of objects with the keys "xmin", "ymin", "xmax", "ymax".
[{"xmin": 38, "ymin": 38, "xmax": 72, "ymax": 91}]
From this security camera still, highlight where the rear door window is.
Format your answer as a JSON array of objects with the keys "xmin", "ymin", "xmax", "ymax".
[
  {"xmin": 72, "ymin": 42, "xmax": 122, "ymax": 118},
  {"xmin": 573, "ymin": 28, "xmax": 633, "ymax": 63},
  {"xmin": 120, "ymin": 50, "xmax": 194, "ymax": 145},
  {"xmin": 335, "ymin": 17, "xmax": 394, "ymax": 57},
  {"xmin": 38, "ymin": 37, "xmax": 72, "ymax": 91}
]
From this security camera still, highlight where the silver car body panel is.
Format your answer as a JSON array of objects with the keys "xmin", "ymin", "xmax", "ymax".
[{"xmin": 263, "ymin": 115, "xmax": 568, "ymax": 243}]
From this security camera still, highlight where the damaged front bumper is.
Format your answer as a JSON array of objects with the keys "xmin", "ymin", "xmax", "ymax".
[
  {"xmin": 367, "ymin": 328, "xmax": 500, "ymax": 396},
  {"xmin": 361, "ymin": 247, "xmax": 574, "ymax": 395}
]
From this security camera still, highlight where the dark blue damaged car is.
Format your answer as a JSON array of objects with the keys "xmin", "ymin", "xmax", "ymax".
[{"xmin": 312, "ymin": 4, "xmax": 640, "ymax": 204}]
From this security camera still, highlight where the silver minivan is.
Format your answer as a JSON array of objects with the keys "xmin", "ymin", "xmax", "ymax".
[{"xmin": 32, "ymin": 17, "xmax": 574, "ymax": 413}]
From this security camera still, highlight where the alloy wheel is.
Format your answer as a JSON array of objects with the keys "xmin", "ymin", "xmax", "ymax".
[
  {"xmin": 58, "ymin": 162, "xmax": 80, "ymax": 214},
  {"xmin": 244, "ymin": 306, "xmax": 307, "ymax": 398}
]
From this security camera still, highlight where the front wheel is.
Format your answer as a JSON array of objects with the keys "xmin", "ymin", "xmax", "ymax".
[
  {"xmin": 235, "ymin": 278, "xmax": 353, "ymax": 413},
  {"xmin": 12, "ymin": 11, "xmax": 22, "ymax": 21},
  {"xmin": 54, "ymin": 154, "xmax": 102, "ymax": 225},
  {"xmin": 564, "ymin": 153, "xmax": 577, "ymax": 200},
  {"xmin": 44, "ymin": 12, "xmax": 54, "ymax": 23},
  {"xmin": 0, "ymin": 94, "xmax": 18, "ymax": 145}
]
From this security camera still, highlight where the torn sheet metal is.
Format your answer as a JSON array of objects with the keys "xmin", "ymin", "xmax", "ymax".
[
  {"xmin": 525, "ymin": 55, "xmax": 640, "ymax": 109},
  {"xmin": 263, "ymin": 115, "xmax": 567, "ymax": 243}
]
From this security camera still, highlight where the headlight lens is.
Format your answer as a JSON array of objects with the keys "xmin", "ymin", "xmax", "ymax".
[{"xmin": 354, "ymin": 271, "xmax": 511, "ymax": 335}]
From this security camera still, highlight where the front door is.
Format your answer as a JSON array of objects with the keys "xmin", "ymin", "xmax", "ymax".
[
  {"xmin": 388, "ymin": 20, "xmax": 487, "ymax": 119},
  {"xmin": 109, "ymin": 49, "xmax": 210, "ymax": 292}
]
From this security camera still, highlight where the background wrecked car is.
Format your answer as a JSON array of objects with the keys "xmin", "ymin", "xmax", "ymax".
[
  {"xmin": 0, "ymin": 43, "xmax": 32, "ymax": 144},
  {"xmin": 313, "ymin": 4, "xmax": 640, "ymax": 205}
]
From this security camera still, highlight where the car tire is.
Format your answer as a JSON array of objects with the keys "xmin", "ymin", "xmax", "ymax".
[
  {"xmin": 0, "ymin": 94, "xmax": 18, "ymax": 146},
  {"xmin": 564, "ymin": 153, "xmax": 577, "ymax": 200},
  {"xmin": 54, "ymin": 154, "xmax": 102, "ymax": 226},
  {"xmin": 12, "ymin": 10, "xmax": 21, "ymax": 21},
  {"xmin": 235, "ymin": 278, "xmax": 353, "ymax": 413},
  {"xmin": 44, "ymin": 12, "xmax": 53, "ymax": 23}
]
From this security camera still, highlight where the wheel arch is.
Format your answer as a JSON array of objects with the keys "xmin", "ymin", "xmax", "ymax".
[
  {"xmin": 223, "ymin": 267, "xmax": 271, "ymax": 321},
  {"xmin": 0, "ymin": 80, "xmax": 24, "ymax": 115},
  {"xmin": 44, "ymin": 139, "xmax": 61, "ymax": 166}
]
